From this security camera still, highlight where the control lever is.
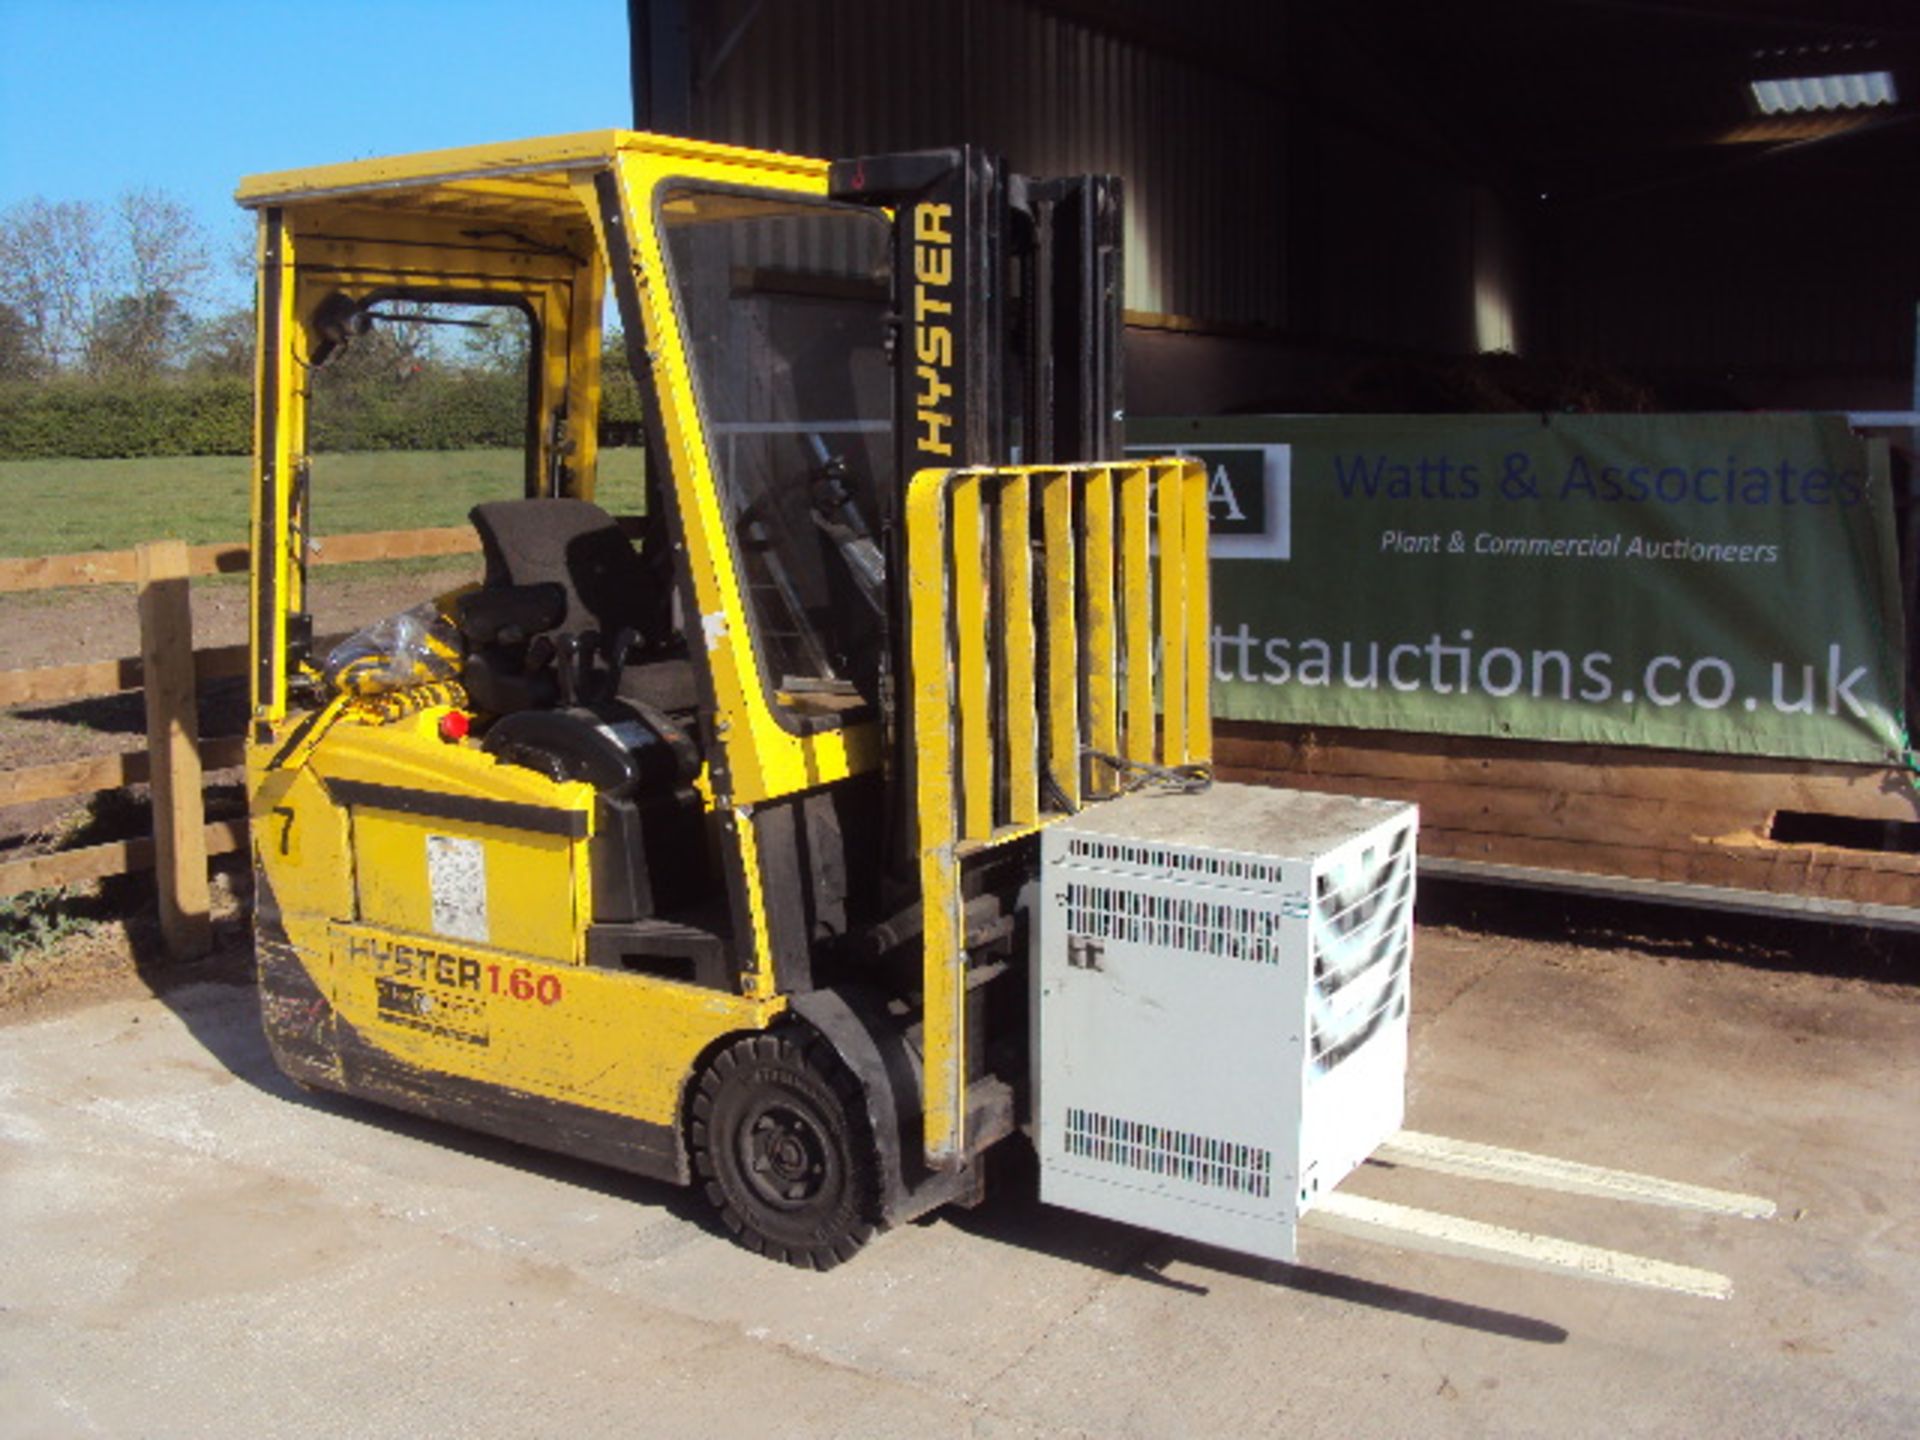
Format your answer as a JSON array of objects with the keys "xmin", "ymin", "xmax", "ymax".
[
  {"xmin": 553, "ymin": 633, "xmax": 584, "ymax": 706},
  {"xmin": 808, "ymin": 450, "xmax": 886, "ymax": 617},
  {"xmin": 602, "ymin": 627, "xmax": 640, "ymax": 701}
]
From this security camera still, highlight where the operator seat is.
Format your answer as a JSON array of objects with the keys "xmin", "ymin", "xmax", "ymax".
[
  {"xmin": 462, "ymin": 498, "xmax": 719, "ymax": 975},
  {"xmin": 471, "ymin": 498, "xmax": 650, "ymax": 640},
  {"xmin": 462, "ymin": 498, "xmax": 696, "ymax": 715}
]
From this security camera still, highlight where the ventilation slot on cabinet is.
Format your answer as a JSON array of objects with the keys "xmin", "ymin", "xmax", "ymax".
[
  {"xmin": 1064, "ymin": 836, "xmax": 1286, "ymax": 887},
  {"xmin": 1064, "ymin": 1107, "xmax": 1274, "ymax": 1198},
  {"xmin": 1310, "ymin": 828, "xmax": 1414, "ymax": 1072},
  {"xmin": 1063, "ymin": 881, "xmax": 1283, "ymax": 964}
]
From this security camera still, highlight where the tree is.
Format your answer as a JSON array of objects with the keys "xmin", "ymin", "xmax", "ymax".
[
  {"xmin": 185, "ymin": 308, "xmax": 254, "ymax": 377},
  {"xmin": 113, "ymin": 189, "xmax": 209, "ymax": 341},
  {"xmin": 461, "ymin": 305, "xmax": 531, "ymax": 374},
  {"xmin": 0, "ymin": 197, "xmax": 105, "ymax": 372},
  {"xmin": 222, "ymin": 217, "xmax": 257, "ymax": 306},
  {"xmin": 0, "ymin": 302, "xmax": 37, "ymax": 381},
  {"xmin": 86, "ymin": 290, "xmax": 192, "ymax": 378},
  {"xmin": 0, "ymin": 188, "xmax": 211, "ymax": 376},
  {"xmin": 601, "ymin": 325, "xmax": 643, "ymax": 425}
]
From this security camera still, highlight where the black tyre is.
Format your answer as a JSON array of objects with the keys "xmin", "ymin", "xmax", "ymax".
[{"xmin": 689, "ymin": 1030, "xmax": 880, "ymax": 1270}]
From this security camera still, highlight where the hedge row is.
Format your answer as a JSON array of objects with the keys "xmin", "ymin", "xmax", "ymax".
[
  {"xmin": 0, "ymin": 378, "xmax": 253, "ymax": 459},
  {"xmin": 0, "ymin": 368, "xmax": 646, "ymax": 460},
  {"xmin": 308, "ymin": 371, "xmax": 529, "ymax": 453}
]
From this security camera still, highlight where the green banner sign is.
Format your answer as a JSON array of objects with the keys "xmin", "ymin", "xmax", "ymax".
[{"xmin": 1127, "ymin": 413, "xmax": 1909, "ymax": 764}]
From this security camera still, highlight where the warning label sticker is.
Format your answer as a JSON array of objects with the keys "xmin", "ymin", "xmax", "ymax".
[
  {"xmin": 373, "ymin": 976, "xmax": 490, "ymax": 1047},
  {"xmin": 426, "ymin": 834, "xmax": 488, "ymax": 943}
]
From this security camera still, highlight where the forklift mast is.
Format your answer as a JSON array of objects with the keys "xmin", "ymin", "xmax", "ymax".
[
  {"xmin": 829, "ymin": 145, "xmax": 1123, "ymax": 478},
  {"xmin": 823, "ymin": 147, "xmax": 1127, "ymax": 903}
]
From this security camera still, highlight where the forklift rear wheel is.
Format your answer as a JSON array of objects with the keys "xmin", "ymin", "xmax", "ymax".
[{"xmin": 690, "ymin": 1031, "xmax": 880, "ymax": 1269}]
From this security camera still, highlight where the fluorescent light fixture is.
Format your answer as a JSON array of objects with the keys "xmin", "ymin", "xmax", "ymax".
[{"xmin": 1750, "ymin": 71, "xmax": 1896, "ymax": 115}]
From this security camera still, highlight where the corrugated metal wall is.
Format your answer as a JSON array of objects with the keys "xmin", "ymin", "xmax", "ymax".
[
  {"xmin": 686, "ymin": 0, "xmax": 1293, "ymax": 331},
  {"xmin": 663, "ymin": 2, "xmax": 1914, "ymax": 413},
  {"xmin": 673, "ymin": 0, "xmax": 1532, "ymax": 410}
]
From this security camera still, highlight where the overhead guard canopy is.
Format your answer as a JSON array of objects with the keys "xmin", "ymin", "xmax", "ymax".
[{"xmin": 233, "ymin": 128, "xmax": 828, "ymax": 217}]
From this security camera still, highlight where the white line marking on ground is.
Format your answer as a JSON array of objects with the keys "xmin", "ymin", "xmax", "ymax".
[
  {"xmin": 1306, "ymin": 1191, "xmax": 1734, "ymax": 1300},
  {"xmin": 1376, "ymin": 1130, "xmax": 1777, "ymax": 1219}
]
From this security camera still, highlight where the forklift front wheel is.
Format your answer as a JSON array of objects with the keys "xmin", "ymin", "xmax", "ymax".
[{"xmin": 690, "ymin": 1030, "xmax": 880, "ymax": 1269}]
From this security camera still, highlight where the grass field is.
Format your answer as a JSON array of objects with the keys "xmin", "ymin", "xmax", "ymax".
[{"xmin": 0, "ymin": 448, "xmax": 647, "ymax": 559}]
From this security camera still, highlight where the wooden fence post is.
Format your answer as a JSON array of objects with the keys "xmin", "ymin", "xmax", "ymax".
[{"xmin": 136, "ymin": 540, "xmax": 211, "ymax": 958}]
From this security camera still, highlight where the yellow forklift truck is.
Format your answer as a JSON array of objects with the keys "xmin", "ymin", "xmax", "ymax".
[{"xmin": 239, "ymin": 131, "xmax": 1421, "ymax": 1270}]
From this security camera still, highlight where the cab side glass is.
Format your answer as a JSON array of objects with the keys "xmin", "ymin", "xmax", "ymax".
[{"xmin": 658, "ymin": 188, "xmax": 894, "ymax": 710}]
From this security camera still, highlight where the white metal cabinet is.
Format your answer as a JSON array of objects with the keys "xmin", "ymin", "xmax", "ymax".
[{"xmin": 1034, "ymin": 783, "xmax": 1417, "ymax": 1261}]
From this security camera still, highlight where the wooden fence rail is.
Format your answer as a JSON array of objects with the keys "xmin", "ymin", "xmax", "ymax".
[
  {"xmin": 0, "ymin": 526, "xmax": 483, "ymax": 956},
  {"xmin": 0, "ymin": 525, "xmax": 476, "ymax": 595}
]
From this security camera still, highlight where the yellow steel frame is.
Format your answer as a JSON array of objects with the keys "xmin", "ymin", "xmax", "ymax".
[
  {"xmin": 907, "ymin": 458, "xmax": 1211, "ymax": 1167},
  {"xmin": 246, "ymin": 205, "xmax": 604, "ymax": 733},
  {"xmin": 596, "ymin": 145, "xmax": 884, "ymax": 811},
  {"xmin": 245, "ymin": 131, "xmax": 886, "ymax": 963},
  {"xmin": 288, "ymin": 213, "xmax": 597, "ymax": 490},
  {"xmin": 239, "ymin": 130, "xmax": 894, "ymax": 1143},
  {"xmin": 249, "ymin": 210, "xmax": 301, "ymax": 730}
]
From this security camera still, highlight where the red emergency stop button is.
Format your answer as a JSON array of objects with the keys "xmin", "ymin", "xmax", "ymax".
[{"xmin": 438, "ymin": 710, "xmax": 471, "ymax": 743}]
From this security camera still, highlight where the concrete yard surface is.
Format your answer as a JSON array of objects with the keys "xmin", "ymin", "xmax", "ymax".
[{"xmin": 1, "ymin": 924, "xmax": 1915, "ymax": 1439}]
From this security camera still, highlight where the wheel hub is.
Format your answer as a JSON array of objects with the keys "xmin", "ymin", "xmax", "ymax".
[{"xmin": 743, "ymin": 1102, "xmax": 831, "ymax": 1207}]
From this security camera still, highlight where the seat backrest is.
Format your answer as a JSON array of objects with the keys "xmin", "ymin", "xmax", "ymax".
[{"xmin": 469, "ymin": 498, "xmax": 649, "ymax": 639}]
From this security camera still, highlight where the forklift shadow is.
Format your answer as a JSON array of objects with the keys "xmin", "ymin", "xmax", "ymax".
[
  {"xmin": 140, "ymin": 936, "xmax": 715, "ymax": 1233},
  {"xmin": 937, "ymin": 1149, "xmax": 1568, "ymax": 1344},
  {"xmin": 1160, "ymin": 1246, "xmax": 1568, "ymax": 1344}
]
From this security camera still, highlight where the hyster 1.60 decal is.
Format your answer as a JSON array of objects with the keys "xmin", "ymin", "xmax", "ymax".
[{"xmin": 338, "ymin": 926, "xmax": 566, "ymax": 1048}]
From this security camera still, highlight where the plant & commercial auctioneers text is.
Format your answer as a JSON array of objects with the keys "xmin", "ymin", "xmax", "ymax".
[{"xmin": 1381, "ymin": 531, "xmax": 1782, "ymax": 563}]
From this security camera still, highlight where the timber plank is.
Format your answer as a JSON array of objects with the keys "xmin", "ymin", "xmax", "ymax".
[
  {"xmin": 0, "ymin": 835, "xmax": 154, "ymax": 896},
  {"xmin": 1215, "ymin": 722, "xmax": 1920, "ymax": 824},
  {"xmin": 308, "ymin": 526, "xmax": 480, "ymax": 567},
  {"xmin": 1215, "ymin": 719, "xmax": 1898, "ymax": 778},
  {"xmin": 1214, "ymin": 719, "xmax": 1910, "ymax": 787},
  {"xmin": 199, "ymin": 736, "xmax": 247, "ymax": 771},
  {"xmin": 0, "ymin": 648, "xmax": 249, "ymax": 708},
  {"xmin": 1235, "ymin": 764, "xmax": 1920, "ymax": 883},
  {"xmin": 0, "ymin": 526, "xmax": 480, "ymax": 595},
  {"xmin": 0, "ymin": 544, "xmax": 247, "ymax": 593},
  {"xmin": 0, "ymin": 645, "xmax": 252, "ymax": 708},
  {"xmin": 138, "ymin": 541, "xmax": 210, "ymax": 958},
  {"xmin": 1217, "ymin": 768, "xmax": 1771, "ymax": 851},
  {"xmin": 189, "ymin": 541, "xmax": 250, "ymax": 577},
  {"xmin": 0, "ymin": 552, "xmax": 138, "ymax": 592},
  {"xmin": 0, "ymin": 636, "xmax": 300, "ymax": 712},
  {"xmin": 0, "ymin": 735, "xmax": 244, "ymax": 814},
  {"xmin": 1421, "ymin": 827, "xmax": 1920, "ymax": 908},
  {"xmin": 0, "ymin": 752, "xmax": 150, "ymax": 808},
  {"xmin": 193, "ymin": 643, "xmax": 250, "ymax": 684},
  {"xmin": 0, "ymin": 819, "xmax": 245, "ymax": 901},
  {"xmin": 0, "ymin": 655, "xmax": 145, "ymax": 707}
]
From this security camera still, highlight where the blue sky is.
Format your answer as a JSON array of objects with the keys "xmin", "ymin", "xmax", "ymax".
[{"xmin": 0, "ymin": 0, "xmax": 633, "ymax": 308}]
